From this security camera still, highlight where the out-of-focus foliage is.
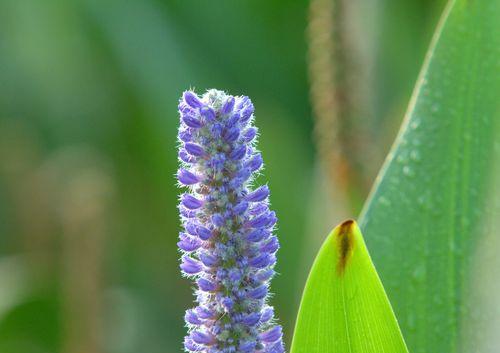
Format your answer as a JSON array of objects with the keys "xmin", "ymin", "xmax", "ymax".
[
  {"xmin": 0, "ymin": 0, "xmax": 446, "ymax": 352},
  {"xmin": 360, "ymin": 1, "xmax": 500, "ymax": 353},
  {"xmin": 290, "ymin": 220, "xmax": 408, "ymax": 353}
]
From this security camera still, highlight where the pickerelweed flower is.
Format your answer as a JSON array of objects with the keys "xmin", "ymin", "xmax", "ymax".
[{"xmin": 177, "ymin": 89, "xmax": 284, "ymax": 353}]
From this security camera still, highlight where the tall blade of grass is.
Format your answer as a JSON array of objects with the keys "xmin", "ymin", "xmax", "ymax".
[
  {"xmin": 359, "ymin": 0, "xmax": 500, "ymax": 352},
  {"xmin": 290, "ymin": 220, "xmax": 408, "ymax": 353}
]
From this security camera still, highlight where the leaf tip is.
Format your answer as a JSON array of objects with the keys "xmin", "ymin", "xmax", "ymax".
[{"xmin": 335, "ymin": 219, "xmax": 356, "ymax": 275}]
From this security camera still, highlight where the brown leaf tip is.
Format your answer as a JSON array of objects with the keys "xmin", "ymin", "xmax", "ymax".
[{"xmin": 336, "ymin": 219, "xmax": 356, "ymax": 275}]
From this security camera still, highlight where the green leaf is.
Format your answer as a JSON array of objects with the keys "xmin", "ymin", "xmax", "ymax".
[
  {"xmin": 359, "ymin": 0, "xmax": 500, "ymax": 352},
  {"xmin": 290, "ymin": 220, "xmax": 409, "ymax": 353}
]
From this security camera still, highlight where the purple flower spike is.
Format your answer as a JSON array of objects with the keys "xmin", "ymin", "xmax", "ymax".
[{"xmin": 177, "ymin": 89, "xmax": 283, "ymax": 352}]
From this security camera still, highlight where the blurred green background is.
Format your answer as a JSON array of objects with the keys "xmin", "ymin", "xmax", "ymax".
[{"xmin": 0, "ymin": 0, "xmax": 444, "ymax": 352}]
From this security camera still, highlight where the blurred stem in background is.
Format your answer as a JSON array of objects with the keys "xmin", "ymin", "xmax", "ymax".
[
  {"xmin": 308, "ymin": 0, "xmax": 378, "ymax": 214},
  {"xmin": 0, "ymin": 120, "xmax": 54, "ymax": 280},
  {"xmin": 0, "ymin": 131, "xmax": 114, "ymax": 352},
  {"xmin": 307, "ymin": 0, "xmax": 446, "ymax": 217},
  {"xmin": 50, "ymin": 148, "xmax": 113, "ymax": 353}
]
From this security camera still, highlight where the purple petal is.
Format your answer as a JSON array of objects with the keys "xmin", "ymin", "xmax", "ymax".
[
  {"xmin": 178, "ymin": 169, "xmax": 200, "ymax": 185},
  {"xmin": 200, "ymin": 106, "xmax": 216, "ymax": 122},
  {"xmin": 221, "ymin": 96, "xmax": 235, "ymax": 115},
  {"xmin": 228, "ymin": 268, "xmax": 242, "ymax": 282},
  {"xmin": 246, "ymin": 153, "xmax": 263, "ymax": 172},
  {"xmin": 239, "ymin": 341, "xmax": 257, "ymax": 353},
  {"xmin": 178, "ymin": 237, "xmax": 201, "ymax": 252},
  {"xmin": 180, "ymin": 206, "xmax": 197, "ymax": 218},
  {"xmin": 185, "ymin": 222, "xmax": 198, "ymax": 235},
  {"xmin": 260, "ymin": 307, "xmax": 274, "ymax": 323},
  {"xmin": 190, "ymin": 331, "xmax": 215, "ymax": 345},
  {"xmin": 266, "ymin": 211, "xmax": 278, "ymax": 228},
  {"xmin": 268, "ymin": 254, "xmax": 277, "ymax": 267},
  {"xmin": 180, "ymin": 256, "xmax": 203, "ymax": 274},
  {"xmin": 232, "ymin": 201, "xmax": 248, "ymax": 215},
  {"xmin": 212, "ymin": 214, "xmax": 225, "ymax": 227},
  {"xmin": 243, "ymin": 127, "xmax": 257, "ymax": 142},
  {"xmin": 179, "ymin": 149, "xmax": 195, "ymax": 163},
  {"xmin": 196, "ymin": 306, "xmax": 216, "ymax": 319},
  {"xmin": 242, "ymin": 312, "xmax": 261, "ymax": 326},
  {"xmin": 240, "ymin": 103, "xmax": 254, "ymax": 123},
  {"xmin": 185, "ymin": 309, "xmax": 203, "ymax": 325},
  {"xmin": 261, "ymin": 236, "xmax": 279, "ymax": 253},
  {"xmin": 223, "ymin": 127, "xmax": 240, "ymax": 142},
  {"xmin": 267, "ymin": 341, "xmax": 285, "ymax": 353},
  {"xmin": 249, "ymin": 203, "xmax": 268, "ymax": 216},
  {"xmin": 230, "ymin": 145, "xmax": 247, "ymax": 160},
  {"xmin": 249, "ymin": 254, "xmax": 271, "ymax": 268},
  {"xmin": 197, "ymin": 278, "xmax": 217, "ymax": 292},
  {"xmin": 256, "ymin": 269, "xmax": 275, "ymax": 281},
  {"xmin": 196, "ymin": 226, "xmax": 213, "ymax": 240},
  {"xmin": 182, "ymin": 194, "xmax": 204, "ymax": 210},
  {"xmin": 246, "ymin": 229, "xmax": 266, "ymax": 242},
  {"xmin": 247, "ymin": 213, "xmax": 271, "ymax": 228},
  {"xmin": 182, "ymin": 114, "xmax": 202, "ymax": 128},
  {"xmin": 245, "ymin": 185, "xmax": 269, "ymax": 202},
  {"xmin": 227, "ymin": 111, "xmax": 240, "ymax": 126},
  {"xmin": 248, "ymin": 285, "xmax": 268, "ymax": 299},
  {"xmin": 259, "ymin": 326, "xmax": 282, "ymax": 343},
  {"xmin": 210, "ymin": 123, "xmax": 223, "ymax": 138},
  {"xmin": 185, "ymin": 143, "xmax": 205, "ymax": 157},
  {"xmin": 221, "ymin": 297, "xmax": 234, "ymax": 311},
  {"xmin": 178, "ymin": 129, "xmax": 193, "ymax": 142},
  {"xmin": 184, "ymin": 338, "xmax": 202, "ymax": 352},
  {"xmin": 199, "ymin": 253, "xmax": 218, "ymax": 267},
  {"xmin": 183, "ymin": 91, "xmax": 203, "ymax": 109}
]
